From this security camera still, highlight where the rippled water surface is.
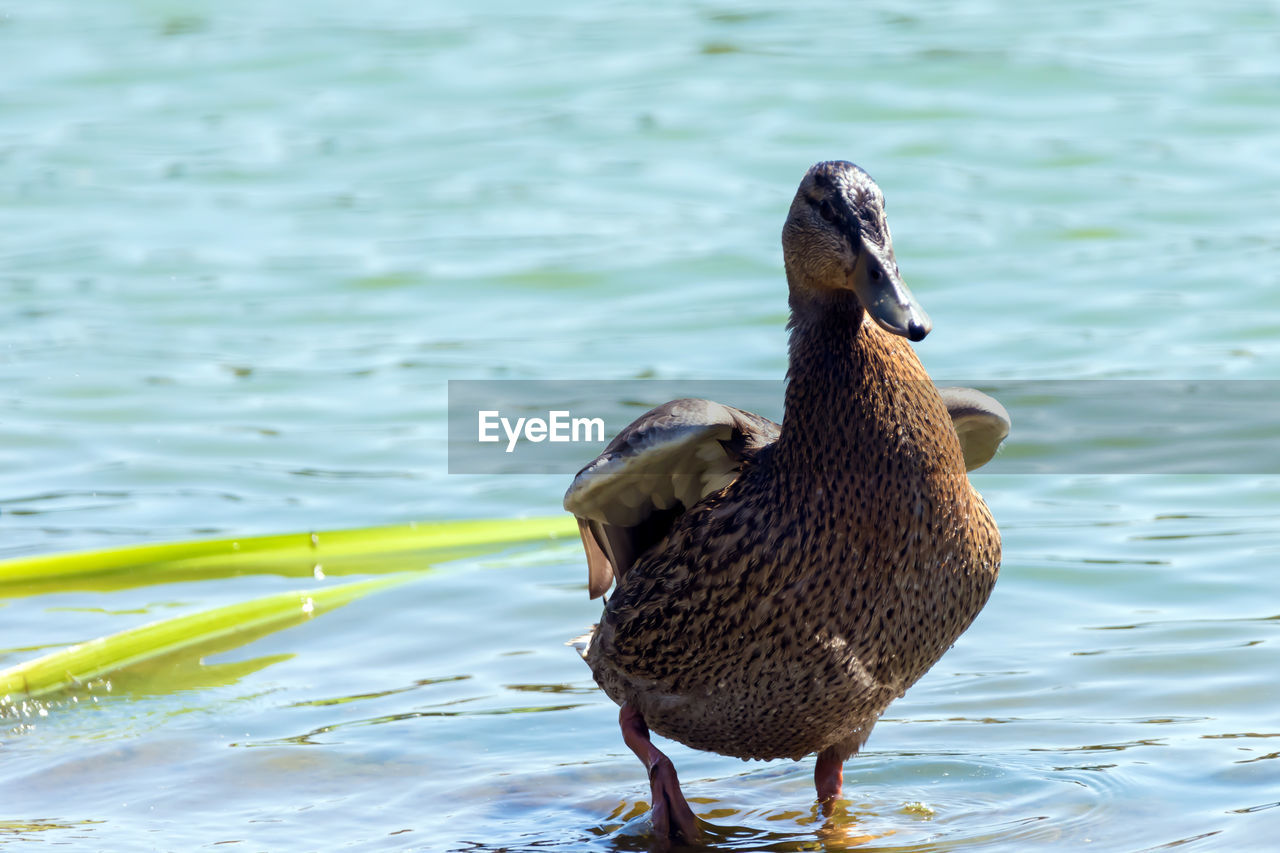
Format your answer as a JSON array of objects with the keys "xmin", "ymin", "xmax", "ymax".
[{"xmin": 2, "ymin": 1, "xmax": 1278, "ymax": 850}]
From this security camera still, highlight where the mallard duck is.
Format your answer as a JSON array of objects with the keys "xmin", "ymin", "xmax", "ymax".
[{"xmin": 564, "ymin": 160, "xmax": 1007, "ymax": 844}]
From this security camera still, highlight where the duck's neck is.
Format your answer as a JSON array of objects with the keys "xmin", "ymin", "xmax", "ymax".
[{"xmin": 774, "ymin": 290, "xmax": 935, "ymax": 487}]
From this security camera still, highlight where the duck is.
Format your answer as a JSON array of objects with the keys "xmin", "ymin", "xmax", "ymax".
[{"xmin": 564, "ymin": 160, "xmax": 1007, "ymax": 845}]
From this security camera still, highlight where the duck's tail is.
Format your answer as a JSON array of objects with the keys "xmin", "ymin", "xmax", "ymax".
[{"xmin": 566, "ymin": 628, "xmax": 595, "ymax": 660}]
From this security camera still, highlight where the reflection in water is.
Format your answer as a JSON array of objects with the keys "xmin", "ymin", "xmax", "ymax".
[
  {"xmin": 1032, "ymin": 738, "xmax": 1164, "ymax": 753},
  {"xmin": 505, "ymin": 682, "xmax": 599, "ymax": 695},
  {"xmin": 288, "ymin": 674, "xmax": 472, "ymax": 707},
  {"xmin": 235, "ymin": 697, "xmax": 589, "ymax": 748},
  {"xmin": 0, "ymin": 819, "xmax": 107, "ymax": 840},
  {"xmin": 1230, "ymin": 802, "xmax": 1280, "ymax": 814},
  {"xmin": 532, "ymin": 791, "xmax": 1060, "ymax": 853}
]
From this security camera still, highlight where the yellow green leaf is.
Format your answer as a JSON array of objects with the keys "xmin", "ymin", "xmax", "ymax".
[
  {"xmin": 0, "ymin": 516, "xmax": 577, "ymax": 596},
  {"xmin": 0, "ymin": 574, "xmax": 421, "ymax": 702}
]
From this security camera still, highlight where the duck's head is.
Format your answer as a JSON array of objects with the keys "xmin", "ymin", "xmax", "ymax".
[{"xmin": 782, "ymin": 160, "xmax": 931, "ymax": 342}]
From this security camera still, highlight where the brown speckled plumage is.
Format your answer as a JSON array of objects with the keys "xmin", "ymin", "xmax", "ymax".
[
  {"xmin": 588, "ymin": 303, "xmax": 998, "ymax": 761},
  {"xmin": 565, "ymin": 161, "xmax": 1003, "ymax": 834}
]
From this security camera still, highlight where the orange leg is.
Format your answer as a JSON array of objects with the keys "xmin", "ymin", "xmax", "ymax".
[
  {"xmin": 815, "ymin": 746, "xmax": 844, "ymax": 808},
  {"xmin": 619, "ymin": 704, "xmax": 699, "ymax": 844}
]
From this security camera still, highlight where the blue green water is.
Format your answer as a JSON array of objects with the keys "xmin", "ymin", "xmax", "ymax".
[{"xmin": 3, "ymin": 1, "xmax": 1279, "ymax": 849}]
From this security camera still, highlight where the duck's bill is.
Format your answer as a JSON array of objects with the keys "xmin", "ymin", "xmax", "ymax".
[{"xmin": 853, "ymin": 250, "xmax": 932, "ymax": 342}]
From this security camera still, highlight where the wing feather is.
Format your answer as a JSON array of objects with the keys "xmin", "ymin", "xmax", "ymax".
[
  {"xmin": 564, "ymin": 398, "xmax": 779, "ymax": 598},
  {"xmin": 936, "ymin": 387, "xmax": 1011, "ymax": 471}
]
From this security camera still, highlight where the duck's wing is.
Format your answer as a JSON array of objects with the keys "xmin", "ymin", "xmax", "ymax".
[
  {"xmin": 563, "ymin": 398, "xmax": 780, "ymax": 599},
  {"xmin": 564, "ymin": 390, "xmax": 1006, "ymax": 598},
  {"xmin": 938, "ymin": 386, "xmax": 1011, "ymax": 472}
]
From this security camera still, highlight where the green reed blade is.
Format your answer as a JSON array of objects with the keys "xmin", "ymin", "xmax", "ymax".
[
  {"xmin": 0, "ymin": 516, "xmax": 578, "ymax": 596},
  {"xmin": 0, "ymin": 574, "xmax": 422, "ymax": 702}
]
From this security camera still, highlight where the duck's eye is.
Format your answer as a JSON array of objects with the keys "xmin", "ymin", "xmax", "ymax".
[{"xmin": 819, "ymin": 200, "xmax": 836, "ymax": 223}]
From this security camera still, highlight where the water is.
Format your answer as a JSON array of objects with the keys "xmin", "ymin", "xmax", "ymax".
[{"xmin": 2, "ymin": 1, "xmax": 1278, "ymax": 849}]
